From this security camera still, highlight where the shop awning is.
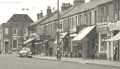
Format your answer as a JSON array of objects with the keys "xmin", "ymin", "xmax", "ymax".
[
  {"xmin": 72, "ymin": 26, "xmax": 95, "ymax": 41},
  {"xmin": 24, "ymin": 38, "xmax": 35, "ymax": 45},
  {"xmin": 108, "ymin": 21, "xmax": 120, "ymax": 31},
  {"xmin": 105, "ymin": 32, "xmax": 120, "ymax": 41},
  {"xmin": 60, "ymin": 32, "xmax": 67, "ymax": 38},
  {"xmin": 70, "ymin": 33, "xmax": 77, "ymax": 37}
]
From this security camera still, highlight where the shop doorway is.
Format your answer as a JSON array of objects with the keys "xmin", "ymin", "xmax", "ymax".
[{"xmin": 5, "ymin": 41, "xmax": 9, "ymax": 53}]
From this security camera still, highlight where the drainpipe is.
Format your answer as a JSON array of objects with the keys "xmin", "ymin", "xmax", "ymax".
[{"xmin": 118, "ymin": 40, "xmax": 120, "ymax": 60}]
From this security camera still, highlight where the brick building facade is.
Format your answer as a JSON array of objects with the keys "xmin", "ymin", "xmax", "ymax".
[{"xmin": 0, "ymin": 14, "xmax": 33, "ymax": 54}]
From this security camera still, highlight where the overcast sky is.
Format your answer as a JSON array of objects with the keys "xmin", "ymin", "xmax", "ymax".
[{"xmin": 0, "ymin": 0, "xmax": 90, "ymax": 24}]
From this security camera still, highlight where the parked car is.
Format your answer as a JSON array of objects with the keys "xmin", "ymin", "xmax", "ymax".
[{"xmin": 18, "ymin": 47, "xmax": 32, "ymax": 58}]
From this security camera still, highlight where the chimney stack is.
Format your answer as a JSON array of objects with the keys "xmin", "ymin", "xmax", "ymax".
[
  {"xmin": 61, "ymin": 3, "xmax": 72, "ymax": 11},
  {"xmin": 73, "ymin": 0, "xmax": 85, "ymax": 6},
  {"xmin": 37, "ymin": 10, "xmax": 43, "ymax": 20},
  {"xmin": 47, "ymin": 6, "xmax": 52, "ymax": 16}
]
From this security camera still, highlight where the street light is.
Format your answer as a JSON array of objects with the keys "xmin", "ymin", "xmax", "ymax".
[{"xmin": 56, "ymin": 0, "xmax": 61, "ymax": 60}]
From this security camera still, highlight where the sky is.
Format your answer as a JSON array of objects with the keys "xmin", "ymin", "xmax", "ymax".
[{"xmin": 0, "ymin": 0, "xmax": 90, "ymax": 24}]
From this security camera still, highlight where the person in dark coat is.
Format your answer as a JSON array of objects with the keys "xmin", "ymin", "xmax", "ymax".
[{"xmin": 56, "ymin": 47, "xmax": 61, "ymax": 60}]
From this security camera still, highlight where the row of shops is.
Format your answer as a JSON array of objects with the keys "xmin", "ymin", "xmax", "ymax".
[
  {"xmin": 24, "ymin": 25, "xmax": 97, "ymax": 58},
  {"xmin": 24, "ymin": 21, "xmax": 120, "ymax": 61}
]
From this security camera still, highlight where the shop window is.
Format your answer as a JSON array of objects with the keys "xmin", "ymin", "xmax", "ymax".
[{"xmin": 100, "ymin": 41, "xmax": 107, "ymax": 52}]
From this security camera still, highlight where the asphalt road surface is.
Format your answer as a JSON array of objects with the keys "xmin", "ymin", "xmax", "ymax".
[{"xmin": 0, "ymin": 54, "xmax": 120, "ymax": 69}]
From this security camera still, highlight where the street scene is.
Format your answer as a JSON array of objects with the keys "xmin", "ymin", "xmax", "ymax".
[{"xmin": 0, "ymin": 0, "xmax": 120, "ymax": 69}]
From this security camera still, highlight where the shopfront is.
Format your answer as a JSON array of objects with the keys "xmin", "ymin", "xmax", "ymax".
[
  {"xmin": 105, "ymin": 32, "xmax": 120, "ymax": 61},
  {"xmin": 72, "ymin": 26, "xmax": 97, "ymax": 58},
  {"xmin": 104, "ymin": 21, "xmax": 120, "ymax": 61}
]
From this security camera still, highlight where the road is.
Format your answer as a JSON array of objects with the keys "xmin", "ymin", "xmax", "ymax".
[{"xmin": 0, "ymin": 54, "xmax": 119, "ymax": 69}]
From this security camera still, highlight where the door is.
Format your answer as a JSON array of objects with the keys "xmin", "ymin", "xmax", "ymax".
[{"xmin": 5, "ymin": 41, "xmax": 9, "ymax": 53}]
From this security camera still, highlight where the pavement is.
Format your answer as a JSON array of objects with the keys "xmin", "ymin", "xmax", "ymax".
[
  {"xmin": 33, "ymin": 55, "xmax": 120, "ymax": 67},
  {"xmin": 0, "ymin": 54, "xmax": 119, "ymax": 69}
]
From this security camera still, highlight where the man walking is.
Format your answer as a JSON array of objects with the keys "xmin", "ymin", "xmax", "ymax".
[{"xmin": 56, "ymin": 47, "xmax": 61, "ymax": 61}]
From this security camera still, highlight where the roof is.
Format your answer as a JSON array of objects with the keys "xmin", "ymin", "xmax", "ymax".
[
  {"xmin": 30, "ymin": 11, "xmax": 58, "ymax": 27},
  {"xmin": 7, "ymin": 14, "xmax": 34, "ymax": 23},
  {"xmin": 31, "ymin": 0, "xmax": 112, "ymax": 26},
  {"xmin": 30, "ymin": 16, "xmax": 48, "ymax": 26},
  {"xmin": 41, "ymin": 12, "xmax": 58, "ymax": 25},
  {"xmin": 40, "ymin": 6, "xmax": 75, "ymax": 25},
  {"xmin": 41, "ymin": 0, "xmax": 112, "ymax": 25},
  {"xmin": 63, "ymin": 0, "xmax": 112, "ymax": 17}
]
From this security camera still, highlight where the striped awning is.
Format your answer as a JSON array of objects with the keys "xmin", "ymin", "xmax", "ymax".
[{"xmin": 72, "ymin": 26, "xmax": 95, "ymax": 41}]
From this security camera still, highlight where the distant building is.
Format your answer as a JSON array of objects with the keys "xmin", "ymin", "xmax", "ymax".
[{"xmin": 0, "ymin": 14, "xmax": 33, "ymax": 54}]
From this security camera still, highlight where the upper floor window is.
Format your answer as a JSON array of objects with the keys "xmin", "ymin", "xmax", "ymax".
[
  {"xmin": 13, "ymin": 28, "xmax": 17, "ymax": 35},
  {"xmin": 78, "ymin": 15, "xmax": 82, "ymax": 25},
  {"xmin": 89, "ymin": 12, "xmax": 92, "ymax": 25},
  {"xmin": 84, "ymin": 14, "xmax": 87, "ymax": 25},
  {"xmin": 95, "ymin": 10, "xmax": 97, "ymax": 24},
  {"xmin": 5, "ymin": 28, "xmax": 8, "ymax": 35},
  {"xmin": 72, "ymin": 17, "xmax": 74, "ymax": 28},
  {"xmin": 12, "ymin": 40, "xmax": 17, "ymax": 48},
  {"xmin": 76, "ymin": 16, "xmax": 78, "ymax": 26}
]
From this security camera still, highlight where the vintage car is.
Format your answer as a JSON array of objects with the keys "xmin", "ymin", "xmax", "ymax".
[{"xmin": 18, "ymin": 47, "xmax": 32, "ymax": 58}]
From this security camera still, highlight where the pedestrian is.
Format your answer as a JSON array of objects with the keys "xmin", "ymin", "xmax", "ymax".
[
  {"xmin": 0, "ymin": 51, "xmax": 1, "ymax": 54},
  {"xmin": 56, "ymin": 47, "xmax": 61, "ymax": 61},
  {"xmin": 114, "ymin": 47, "xmax": 117, "ymax": 61}
]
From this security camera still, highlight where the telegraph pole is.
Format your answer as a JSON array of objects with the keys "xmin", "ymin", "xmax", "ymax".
[{"xmin": 56, "ymin": 0, "xmax": 61, "ymax": 60}]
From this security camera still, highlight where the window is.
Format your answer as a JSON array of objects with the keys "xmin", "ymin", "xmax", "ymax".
[
  {"xmin": 89, "ymin": 12, "xmax": 92, "ymax": 25},
  {"xmin": 84, "ymin": 14, "xmax": 87, "ymax": 25},
  {"xmin": 81, "ymin": 15, "xmax": 84, "ymax": 25},
  {"xmin": 5, "ymin": 28, "xmax": 8, "ymax": 35},
  {"xmin": 100, "ymin": 41, "xmax": 107, "ymax": 52},
  {"xmin": 13, "ymin": 40, "xmax": 17, "ymax": 48},
  {"xmin": 76, "ymin": 16, "xmax": 78, "ymax": 26},
  {"xmin": 13, "ymin": 28, "xmax": 17, "ymax": 35},
  {"xmin": 101, "ymin": 7, "xmax": 106, "ymax": 22},
  {"xmin": 69, "ymin": 17, "xmax": 72, "ymax": 29},
  {"xmin": 85, "ymin": 13, "xmax": 88, "ymax": 25},
  {"xmin": 72, "ymin": 17, "xmax": 74, "ymax": 28},
  {"xmin": 78, "ymin": 15, "xmax": 82, "ymax": 25},
  {"xmin": 94, "ymin": 10, "xmax": 97, "ymax": 24},
  {"xmin": 51, "ymin": 23, "xmax": 53, "ymax": 33}
]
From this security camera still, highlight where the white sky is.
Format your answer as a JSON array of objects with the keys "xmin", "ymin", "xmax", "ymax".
[{"xmin": 0, "ymin": 0, "xmax": 90, "ymax": 24}]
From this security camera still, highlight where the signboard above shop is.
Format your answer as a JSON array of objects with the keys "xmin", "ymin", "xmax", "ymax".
[{"xmin": 108, "ymin": 21, "xmax": 120, "ymax": 31}]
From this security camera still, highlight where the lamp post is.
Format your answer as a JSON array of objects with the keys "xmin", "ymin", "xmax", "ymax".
[{"xmin": 56, "ymin": 0, "xmax": 61, "ymax": 60}]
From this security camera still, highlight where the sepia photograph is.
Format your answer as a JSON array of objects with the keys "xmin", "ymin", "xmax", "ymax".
[{"xmin": 0, "ymin": 0, "xmax": 120, "ymax": 69}]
